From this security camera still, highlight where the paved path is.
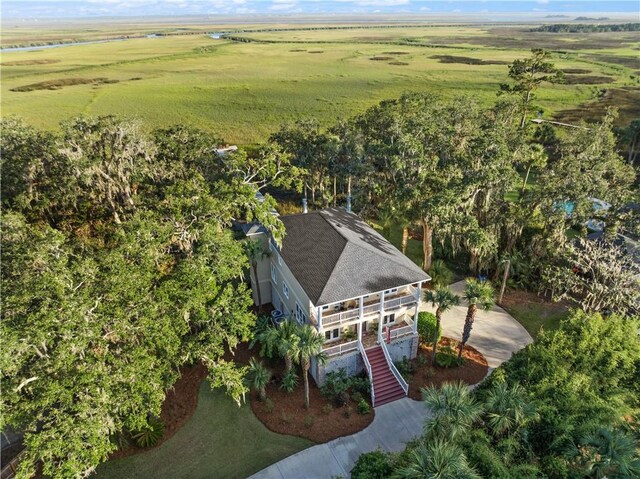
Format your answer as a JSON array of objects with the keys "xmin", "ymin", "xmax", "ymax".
[{"xmin": 248, "ymin": 280, "xmax": 533, "ymax": 479}]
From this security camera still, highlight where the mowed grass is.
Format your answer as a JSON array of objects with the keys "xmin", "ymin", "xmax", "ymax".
[
  {"xmin": 2, "ymin": 25, "xmax": 637, "ymax": 144},
  {"xmin": 94, "ymin": 382, "xmax": 312, "ymax": 479}
]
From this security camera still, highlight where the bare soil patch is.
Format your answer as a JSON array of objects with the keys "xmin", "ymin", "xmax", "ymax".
[
  {"xmin": 586, "ymin": 53, "xmax": 640, "ymax": 69},
  {"xmin": 389, "ymin": 61, "xmax": 409, "ymax": 66},
  {"xmin": 563, "ymin": 74, "xmax": 614, "ymax": 85},
  {"xmin": 370, "ymin": 56, "xmax": 394, "ymax": 61},
  {"xmin": 308, "ymin": 50, "xmax": 324, "ymax": 54},
  {"xmin": 110, "ymin": 363, "xmax": 208, "ymax": 460},
  {"xmin": 383, "ymin": 51, "xmax": 410, "ymax": 55},
  {"xmin": 11, "ymin": 77, "xmax": 119, "ymax": 92},
  {"xmin": 1, "ymin": 58, "xmax": 60, "ymax": 66},
  {"xmin": 406, "ymin": 338, "xmax": 489, "ymax": 401},
  {"xmin": 289, "ymin": 49, "xmax": 307, "ymax": 52},
  {"xmin": 430, "ymin": 54, "xmax": 508, "ymax": 65}
]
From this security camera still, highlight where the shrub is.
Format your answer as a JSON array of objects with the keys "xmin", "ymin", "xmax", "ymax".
[
  {"xmin": 322, "ymin": 369, "xmax": 351, "ymax": 405},
  {"xmin": 350, "ymin": 450, "xmax": 393, "ymax": 479},
  {"xmin": 429, "ymin": 259, "xmax": 454, "ymax": 287},
  {"xmin": 263, "ymin": 397, "xmax": 274, "ymax": 414},
  {"xmin": 343, "ymin": 405, "xmax": 353, "ymax": 418},
  {"xmin": 435, "ymin": 345, "xmax": 464, "ymax": 368},
  {"xmin": 280, "ymin": 369, "xmax": 299, "ymax": 393},
  {"xmin": 280, "ymin": 412, "xmax": 293, "ymax": 424},
  {"xmin": 417, "ymin": 311, "xmax": 440, "ymax": 345},
  {"xmin": 132, "ymin": 416, "xmax": 165, "ymax": 448},
  {"xmin": 351, "ymin": 391, "xmax": 363, "ymax": 404},
  {"xmin": 394, "ymin": 358, "xmax": 414, "ymax": 379},
  {"xmin": 322, "ymin": 403, "xmax": 333, "ymax": 415},
  {"xmin": 304, "ymin": 414, "xmax": 315, "ymax": 428},
  {"xmin": 357, "ymin": 399, "xmax": 371, "ymax": 415},
  {"xmin": 350, "ymin": 374, "xmax": 371, "ymax": 398}
]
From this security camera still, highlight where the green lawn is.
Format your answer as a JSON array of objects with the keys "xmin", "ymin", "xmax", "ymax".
[
  {"xmin": 502, "ymin": 300, "xmax": 570, "ymax": 339},
  {"xmin": 369, "ymin": 220, "xmax": 424, "ymax": 268},
  {"xmin": 94, "ymin": 382, "xmax": 312, "ymax": 479}
]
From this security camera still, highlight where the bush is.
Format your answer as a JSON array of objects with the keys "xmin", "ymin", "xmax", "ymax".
[
  {"xmin": 342, "ymin": 405, "xmax": 353, "ymax": 418},
  {"xmin": 394, "ymin": 358, "xmax": 414, "ymax": 379},
  {"xmin": 351, "ymin": 450, "xmax": 393, "ymax": 479},
  {"xmin": 357, "ymin": 399, "xmax": 371, "ymax": 415},
  {"xmin": 417, "ymin": 311, "xmax": 440, "ymax": 345},
  {"xmin": 322, "ymin": 403, "xmax": 333, "ymax": 415},
  {"xmin": 132, "ymin": 416, "xmax": 165, "ymax": 448},
  {"xmin": 263, "ymin": 397, "xmax": 274, "ymax": 414},
  {"xmin": 349, "ymin": 373, "xmax": 371, "ymax": 398},
  {"xmin": 304, "ymin": 415, "xmax": 315, "ymax": 428},
  {"xmin": 351, "ymin": 391, "xmax": 363, "ymax": 404},
  {"xmin": 429, "ymin": 259, "xmax": 453, "ymax": 287},
  {"xmin": 435, "ymin": 345, "xmax": 463, "ymax": 368},
  {"xmin": 280, "ymin": 369, "xmax": 299, "ymax": 393},
  {"xmin": 321, "ymin": 369, "xmax": 351, "ymax": 405}
]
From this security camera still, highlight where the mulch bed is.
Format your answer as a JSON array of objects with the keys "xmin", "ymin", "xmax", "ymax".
[
  {"xmin": 406, "ymin": 337, "xmax": 489, "ymax": 401},
  {"xmin": 110, "ymin": 363, "xmax": 208, "ymax": 460},
  {"xmin": 250, "ymin": 368, "xmax": 374, "ymax": 444}
]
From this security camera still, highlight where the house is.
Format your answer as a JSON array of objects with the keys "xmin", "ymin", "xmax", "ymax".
[{"xmin": 245, "ymin": 207, "xmax": 431, "ymax": 406}]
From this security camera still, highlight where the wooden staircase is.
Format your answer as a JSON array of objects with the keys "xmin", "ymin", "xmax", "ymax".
[{"xmin": 365, "ymin": 346, "xmax": 407, "ymax": 407}]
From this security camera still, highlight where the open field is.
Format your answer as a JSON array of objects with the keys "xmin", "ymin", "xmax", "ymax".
[{"xmin": 2, "ymin": 24, "xmax": 638, "ymax": 144}]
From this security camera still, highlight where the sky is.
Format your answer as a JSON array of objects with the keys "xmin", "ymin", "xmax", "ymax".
[{"xmin": 2, "ymin": 0, "xmax": 638, "ymax": 19}]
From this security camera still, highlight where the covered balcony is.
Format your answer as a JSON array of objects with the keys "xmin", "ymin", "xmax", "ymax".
[{"xmin": 311, "ymin": 285, "xmax": 420, "ymax": 330}]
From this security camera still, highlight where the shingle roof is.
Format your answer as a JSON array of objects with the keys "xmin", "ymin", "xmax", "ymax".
[{"xmin": 279, "ymin": 208, "xmax": 431, "ymax": 306}]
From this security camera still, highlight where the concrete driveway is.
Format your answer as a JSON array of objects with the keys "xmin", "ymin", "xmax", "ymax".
[
  {"xmin": 248, "ymin": 279, "xmax": 533, "ymax": 479},
  {"xmin": 422, "ymin": 280, "xmax": 534, "ymax": 371}
]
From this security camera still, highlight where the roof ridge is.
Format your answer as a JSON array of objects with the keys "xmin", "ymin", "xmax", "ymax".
[{"xmin": 349, "ymin": 240, "xmax": 425, "ymax": 276}]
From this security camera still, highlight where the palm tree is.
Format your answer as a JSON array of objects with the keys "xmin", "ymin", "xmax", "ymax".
[
  {"xmin": 246, "ymin": 358, "xmax": 271, "ymax": 402},
  {"xmin": 425, "ymin": 287, "xmax": 460, "ymax": 366},
  {"xmin": 566, "ymin": 427, "xmax": 640, "ymax": 479},
  {"xmin": 458, "ymin": 279, "xmax": 495, "ymax": 359},
  {"xmin": 253, "ymin": 319, "xmax": 299, "ymax": 375},
  {"xmin": 243, "ymin": 238, "xmax": 269, "ymax": 309},
  {"xmin": 422, "ymin": 382, "xmax": 483, "ymax": 442},
  {"xmin": 393, "ymin": 439, "xmax": 481, "ymax": 479},
  {"xmin": 290, "ymin": 324, "xmax": 326, "ymax": 409},
  {"xmin": 483, "ymin": 382, "xmax": 537, "ymax": 438}
]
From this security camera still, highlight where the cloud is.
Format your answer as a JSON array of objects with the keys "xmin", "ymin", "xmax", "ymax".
[{"xmin": 269, "ymin": 2, "xmax": 296, "ymax": 10}]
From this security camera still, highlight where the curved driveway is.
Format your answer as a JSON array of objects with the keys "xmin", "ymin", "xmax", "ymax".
[{"xmin": 248, "ymin": 280, "xmax": 533, "ymax": 479}]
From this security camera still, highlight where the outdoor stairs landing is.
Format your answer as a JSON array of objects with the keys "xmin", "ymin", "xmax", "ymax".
[{"xmin": 365, "ymin": 346, "xmax": 407, "ymax": 407}]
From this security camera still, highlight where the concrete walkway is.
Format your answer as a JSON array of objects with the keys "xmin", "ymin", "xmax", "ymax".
[{"xmin": 248, "ymin": 280, "xmax": 533, "ymax": 479}]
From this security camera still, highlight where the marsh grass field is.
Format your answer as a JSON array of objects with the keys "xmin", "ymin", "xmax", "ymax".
[{"xmin": 2, "ymin": 21, "xmax": 638, "ymax": 144}]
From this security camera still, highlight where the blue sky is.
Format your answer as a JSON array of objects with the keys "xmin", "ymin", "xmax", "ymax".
[{"xmin": 2, "ymin": 1, "xmax": 638, "ymax": 19}]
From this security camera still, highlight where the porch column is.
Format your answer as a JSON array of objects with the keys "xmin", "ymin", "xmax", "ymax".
[
  {"xmin": 359, "ymin": 296, "xmax": 364, "ymax": 320},
  {"xmin": 378, "ymin": 290, "xmax": 385, "ymax": 337},
  {"xmin": 317, "ymin": 306, "xmax": 323, "ymax": 332},
  {"xmin": 413, "ymin": 282, "xmax": 422, "ymax": 334},
  {"xmin": 358, "ymin": 320, "xmax": 363, "ymax": 341}
]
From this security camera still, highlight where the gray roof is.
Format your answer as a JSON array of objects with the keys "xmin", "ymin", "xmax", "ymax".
[{"xmin": 279, "ymin": 208, "xmax": 431, "ymax": 306}]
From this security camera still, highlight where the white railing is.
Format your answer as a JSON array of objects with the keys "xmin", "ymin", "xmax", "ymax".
[
  {"xmin": 378, "ymin": 332, "xmax": 409, "ymax": 395},
  {"xmin": 384, "ymin": 294, "xmax": 417, "ymax": 311},
  {"xmin": 389, "ymin": 316, "xmax": 415, "ymax": 341},
  {"xmin": 316, "ymin": 287, "xmax": 418, "ymax": 328},
  {"xmin": 358, "ymin": 341, "xmax": 375, "ymax": 407},
  {"xmin": 324, "ymin": 339, "xmax": 359, "ymax": 357}
]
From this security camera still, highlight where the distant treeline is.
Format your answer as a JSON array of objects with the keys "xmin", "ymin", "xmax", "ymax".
[{"xmin": 531, "ymin": 23, "xmax": 640, "ymax": 33}]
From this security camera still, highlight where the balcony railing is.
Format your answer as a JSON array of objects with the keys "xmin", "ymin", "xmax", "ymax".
[
  {"xmin": 324, "ymin": 339, "xmax": 359, "ymax": 357},
  {"xmin": 314, "ymin": 286, "xmax": 419, "ymax": 328}
]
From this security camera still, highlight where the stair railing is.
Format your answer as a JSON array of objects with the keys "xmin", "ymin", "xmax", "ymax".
[
  {"xmin": 358, "ymin": 341, "xmax": 375, "ymax": 407},
  {"xmin": 378, "ymin": 332, "xmax": 409, "ymax": 395}
]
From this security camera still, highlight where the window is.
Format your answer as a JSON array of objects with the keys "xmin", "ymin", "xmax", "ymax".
[
  {"xmin": 382, "ymin": 313, "xmax": 396, "ymax": 325},
  {"xmin": 278, "ymin": 254, "xmax": 282, "ymax": 266},
  {"xmin": 324, "ymin": 328, "xmax": 339, "ymax": 341},
  {"xmin": 271, "ymin": 263, "xmax": 277, "ymax": 284},
  {"xmin": 384, "ymin": 288, "xmax": 398, "ymax": 295},
  {"xmin": 283, "ymin": 281, "xmax": 289, "ymax": 299},
  {"xmin": 295, "ymin": 303, "xmax": 307, "ymax": 324},
  {"xmin": 322, "ymin": 305, "xmax": 330, "ymax": 311}
]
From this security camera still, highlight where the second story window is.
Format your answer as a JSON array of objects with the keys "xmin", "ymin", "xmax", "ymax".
[
  {"xmin": 271, "ymin": 263, "xmax": 277, "ymax": 284},
  {"xmin": 295, "ymin": 303, "xmax": 307, "ymax": 324},
  {"xmin": 283, "ymin": 281, "xmax": 289, "ymax": 299}
]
